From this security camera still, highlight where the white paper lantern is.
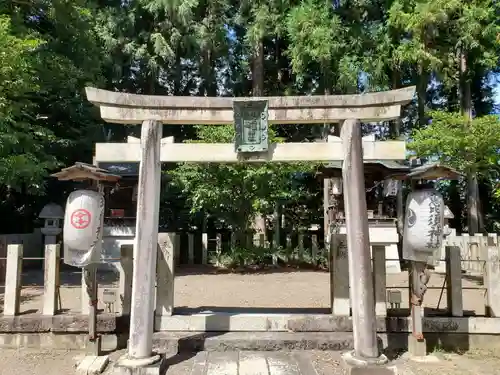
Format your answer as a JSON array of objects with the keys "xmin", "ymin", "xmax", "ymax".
[
  {"xmin": 63, "ymin": 190, "xmax": 104, "ymax": 267},
  {"xmin": 402, "ymin": 189, "xmax": 444, "ymax": 263}
]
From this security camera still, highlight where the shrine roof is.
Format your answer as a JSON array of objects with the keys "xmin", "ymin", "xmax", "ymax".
[{"xmin": 51, "ymin": 162, "xmax": 122, "ymax": 182}]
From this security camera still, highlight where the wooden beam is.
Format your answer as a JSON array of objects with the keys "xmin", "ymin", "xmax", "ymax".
[
  {"xmin": 94, "ymin": 140, "xmax": 406, "ymax": 163},
  {"xmin": 98, "ymin": 104, "xmax": 402, "ymax": 124}
]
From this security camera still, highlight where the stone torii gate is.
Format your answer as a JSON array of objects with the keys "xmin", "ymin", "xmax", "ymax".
[{"xmin": 85, "ymin": 86, "xmax": 415, "ymax": 373}]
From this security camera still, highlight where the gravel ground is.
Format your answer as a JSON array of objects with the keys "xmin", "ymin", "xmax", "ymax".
[
  {"xmin": 0, "ymin": 349, "xmax": 78, "ymax": 375},
  {"xmin": 1, "ymin": 267, "xmax": 486, "ymax": 315}
]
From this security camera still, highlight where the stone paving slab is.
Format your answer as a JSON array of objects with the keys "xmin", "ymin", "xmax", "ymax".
[
  {"xmin": 156, "ymin": 350, "xmax": 500, "ymax": 375},
  {"xmin": 1, "ymin": 348, "xmax": 500, "ymax": 375}
]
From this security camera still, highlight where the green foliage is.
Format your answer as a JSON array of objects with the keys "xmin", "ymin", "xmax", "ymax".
[
  {"xmin": 0, "ymin": 16, "xmax": 58, "ymax": 192},
  {"xmin": 409, "ymin": 111, "xmax": 500, "ymax": 175},
  {"xmin": 172, "ymin": 124, "xmax": 317, "ymax": 231},
  {"xmin": 208, "ymin": 245, "xmax": 329, "ymax": 270},
  {"xmin": 1, "ymin": 0, "xmax": 499, "ymax": 234}
]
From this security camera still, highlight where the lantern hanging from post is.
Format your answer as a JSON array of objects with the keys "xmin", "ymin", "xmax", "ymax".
[
  {"xmin": 402, "ymin": 188, "xmax": 445, "ymax": 263},
  {"xmin": 63, "ymin": 189, "xmax": 104, "ymax": 267}
]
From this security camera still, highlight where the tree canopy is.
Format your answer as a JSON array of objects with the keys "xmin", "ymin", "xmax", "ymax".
[{"xmin": 0, "ymin": 0, "xmax": 499, "ymax": 233}]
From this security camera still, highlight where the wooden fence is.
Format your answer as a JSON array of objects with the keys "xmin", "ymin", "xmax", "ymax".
[
  {"xmin": 435, "ymin": 231, "xmax": 498, "ymax": 275},
  {"xmin": 1, "ymin": 232, "xmax": 500, "ymax": 325}
]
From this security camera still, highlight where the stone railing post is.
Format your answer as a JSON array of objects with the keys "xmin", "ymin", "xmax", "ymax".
[
  {"xmin": 446, "ymin": 245, "xmax": 463, "ymax": 316},
  {"xmin": 461, "ymin": 234, "xmax": 470, "ymax": 271},
  {"xmin": 155, "ymin": 233, "xmax": 175, "ymax": 328},
  {"xmin": 43, "ymin": 237, "xmax": 60, "ymax": 316},
  {"xmin": 119, "ymin": 244, "xmax": 133, "ymax": 316},
  {"xmin": 4, "ymin": 244, "xmax": 24, "ymax": 316},
  {"xmin": 331, "ymin": 234, "xmax": 350, "ymax": 316},
  {"xmin": 372, "ymin": 245, "xmax": 387, "ymax": 317},
  {"xmin": 485, "ymin": 234, "xmax": 500, "ymax": 317},
  {"xmin": 201, "ymin": 232, "xmax": 208, "ymax": 265}
]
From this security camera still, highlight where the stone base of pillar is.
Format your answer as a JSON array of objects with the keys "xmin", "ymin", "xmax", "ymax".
[
  {"xmin": 112, "ymin": 354, "xmax": 166, "ymax": 375},
  {"xmin": 342, "ymin": 351, "xmax": 394, "ymax": 375},
  {"xmin": 341, "ymin": 350, "xmax": 389, "ymax": 367}
]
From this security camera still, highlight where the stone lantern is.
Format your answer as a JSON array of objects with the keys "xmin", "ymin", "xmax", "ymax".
[
  {"xmin": 39, "ymin": 203, "xmax": 64, "ymax": 236},
  {"xmin": 443, "ymin": 205, "xmax": 454, "ymax": 237}
]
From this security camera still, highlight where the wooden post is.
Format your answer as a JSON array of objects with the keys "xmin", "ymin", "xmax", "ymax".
[
  {"xmin": 311, "ymin": 234, "xmax": 318, "ymax": 265},
  {"xmin": 3, "ymin": 244, "xmax": 23, "ymax": 316},
  {"xmin": 298, "ymin": 232, "xmax": 304, "ymax": 262},
  {"xmin": 156, "ymin": 233, "xmax": 175, "ymax": 323},
  {"xmin": 230, "ymin": 231, "xmax": 236, "ymax": 250},
  {"xmin": 485, "ymin": 234, "xmax": 500, "ymax": 317},
  {"xmin": 81, "ymin": 269, "xmax": 90, "ymax": 315},
  {"xmin": 174, "ymin": 233, "xmax": 180, "ymax": 265},
  {"xmin": 216, "ymin": 233, "xmax": 222, "ymax": 266},
  {"xmin": 84, "ymin": 263, "xmax": 98, "ymax": 341},
  {"xmin": 128, "ymin": 119, "xmax": 162, "ymax": 360},
  {"xmin": 340, "ymin": 119, "xmax": 380, "ymax": 361},
  {"xmin": 43, "ymin": 236, "xmax": 60, "ymax": 316},
  {"xmin": 446, "ymin": 245, "xmax": 463, "ymax": 317},
  {"xmin": 119, "ymin": 244, "xmax": 133, "ymax": 316},
  {"xmin": 372, "ymin": 245, "xmax": 387, "ymax": 317},
  {"xmin": 274, "ymin": 203, "xmax": 281, "ymax": 249},
  {"xmin": 188, "ymin": 233, "xmax": 194, "ymax": 265}
]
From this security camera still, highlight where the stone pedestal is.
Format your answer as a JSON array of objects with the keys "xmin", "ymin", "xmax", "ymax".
[
  {"xmin": 86, "ymin": 336, "xmax": 102, "ymax": 356},
  {"xmin": 408, "ymin": 335, "xmax": 427, "ymax": 357}
]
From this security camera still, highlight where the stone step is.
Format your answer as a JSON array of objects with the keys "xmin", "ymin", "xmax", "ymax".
[{"xmin": 152, "ymin": 332, "xmax": 355, "ymax": 353}]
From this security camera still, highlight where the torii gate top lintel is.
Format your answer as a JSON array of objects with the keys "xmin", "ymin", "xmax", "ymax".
[{"xmin": 85, "ymin": 86, "xmax": 416, "ymax": 125}]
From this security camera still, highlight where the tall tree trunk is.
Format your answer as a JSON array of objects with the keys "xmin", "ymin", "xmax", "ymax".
[
  {"xmin": 173, "ymin": 52, "xmax": 182, "ymax": 95},
  {"xmin": 252, "ymin": 40, "xmax": 264, "ymax": 96},
  {"xmin": 390, "ymin": 70, "xmax": 404, "ymax": 259},
  {"xmin": 321, "ymin": 64, "xmax": 339, "ymax": 246},
  {"xmin": 416, "ymin": 65, "xmax": 428, "ymax": 128},
  {"xmin": 201, "ymin": 48, "xmax": 217, "ymax": 96},
  {"xmin": 460, "ymin": 48, "xmax": 481, "ymax": 234},
  {"xmin": 251, "ymin": 39, "xmax": 266, "ymax": 240}
]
